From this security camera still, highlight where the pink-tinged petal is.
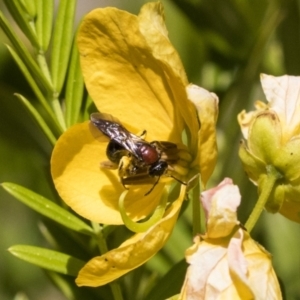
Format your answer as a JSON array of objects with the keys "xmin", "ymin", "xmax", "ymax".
[
  {"xmin": 180, "ymin": 230, "xmax": 282, "ymax": 300},
  {"xmin": 180, "ymin": 236, "xmax": 228, "ymax": 300},
  {"xmin": 261, "ymin": 74, "xmax": 300, "ymax": 141},
  {"xmin": 201, "ymin": 178, "xmax": 241, "ymax": 238}
]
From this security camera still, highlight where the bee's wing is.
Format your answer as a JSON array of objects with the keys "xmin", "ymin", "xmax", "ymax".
[
  {"xmin": 91, "ymin": 112, "xmax": 121, "ymax": 124},
  {"xmin": 90, "ymin": 112, "xmax": 143, "ymax": 158}
]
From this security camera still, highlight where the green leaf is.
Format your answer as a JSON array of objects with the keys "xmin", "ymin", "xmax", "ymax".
[
  {"xmin": 20, "ymin": 0, "xmax": 37, "ymax": 18},
  {"xmin": 3, "ymin": 0, "xmax": 39, "ymax": 48},
  {"xmin": 145, "ymin": 259, "xmax": 187, "ymax": 300},
  {"xmin": 65, "ymin": 34, "xmax": 84, "ymax": 127},
  {"xmin": 5, "ymin": 45, "xmax": 62, "ymax": 132},
  {"xmin": 83, "ymin": 94, "xmax": 94, "ymax": 121},
  {"xmin": 1, "ymin": 182, "xmax": 94, "ymax": 236},
  {"xmin": 46, "ymin": 271, "xmax": 77, "ymax": 300},
  {"xmin": 35, "ymin": 0, "xmax": 54, "ymax": 52},
  {"xmin": 14, "ymin": 94, "xmax": 57, "ymax": 146},
  {"xmin": 8, "ymin": 245, "xmax": 86, "ymax": 276},
  {"xmin": 0, "ymin": 11, "xmax": 52, "ymax": 91},
  {"xmin": 50, "ymin": 0, "xmax": 77, "ymax": 93}
]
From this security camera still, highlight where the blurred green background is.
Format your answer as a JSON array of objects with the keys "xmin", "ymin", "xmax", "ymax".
[{"xmin": 1, "ymin": 0, "xmax": 300, "ymax": 299}]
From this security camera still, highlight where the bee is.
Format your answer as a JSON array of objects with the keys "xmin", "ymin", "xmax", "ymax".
[{"xmin": 90, "ymin": 112, "xmax": 186, "ymax": 195}]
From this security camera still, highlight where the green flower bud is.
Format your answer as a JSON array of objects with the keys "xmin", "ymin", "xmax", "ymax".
[{"xmin": 238, "ymin": 74, "xmax": 300, "ymax": 223}]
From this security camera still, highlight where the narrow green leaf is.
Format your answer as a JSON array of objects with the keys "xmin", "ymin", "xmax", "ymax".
[
  {"xmin": 1, "ymin": 182, "xmax": 94, "ymax": 235},
  {"xmin": 83, "ymin": 94, "xmax": 94, "ymax": 121},
  {"xmin": 65, "ymin": 35, "xmax": 84, "ymax": 127},
  {"xmin": 20, "ymin": 0, "xmax": 37, "ymax": 18},
  {"xmin": 35, "ymin": 0, "xmax": 54, "ymax": 51},
  {"xmin": 46, "ymin": 271, "xmax": 77, "ymax": 300},
  {"xmin": 14, "ymin": 94, "xmax": 57, "ymax": 145},
  {"xmin": 0, "ymin": 11, "xmax": 52, "ymax": 91},
  {"xmin": 6, "ymin": 45, "xmax": 61, "ymax": 132},
  {"xmin": 51, "ymin": 0, "xmax": 77, "ymax": 93},
  {"xmin": 3, "ymin": 0, "xmax": 39, "ymax": 48},
  {"xmin": 8, "ymin": 245, "xmax": 86, "ymax": 276}
]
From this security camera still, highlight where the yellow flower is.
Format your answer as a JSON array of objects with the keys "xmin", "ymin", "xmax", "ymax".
[
  {"xmin": 51, "ymin": 2, "xmax": 218, "ymax": 286},
  {"xmin": 238, "ymin": 74, "xmax": 300, "ymax": 223},
  {"xmin": 180, "ymin": 178, "xmax": 282, "ymax": 300}
]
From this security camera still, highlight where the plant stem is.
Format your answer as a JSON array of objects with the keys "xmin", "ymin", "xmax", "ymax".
[
  {"xmin": 51, "ymin": 92, "xmax": 67, "ymax": 131},
  {"xmin": 91, "ymin": 222, "xmax": 124, "ymax": 300},
  {"xmin": 245, "ymin": 165, "xmax": 282, "ymax": 232},
  {"xmin": 37, "ymin": 52, "xmax": 66, "ymax": 131},
  {"xmin": 37, "ymin": 51, "xmax": 52, "ymax": 88},
  {"xmin": 192, "ymin": 180, "xmax": 201, "ymax": 236}
]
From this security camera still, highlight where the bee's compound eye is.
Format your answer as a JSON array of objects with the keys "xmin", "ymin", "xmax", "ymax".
[{"xmin": 138, "ymin": 144, "xmax": 159, "ymax": 165}]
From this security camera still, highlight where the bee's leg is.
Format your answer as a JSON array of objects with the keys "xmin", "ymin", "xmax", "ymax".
[
  {"xmin": 137, "ymin": 129, "xmax": 147, "ymax": 139},
  {"xmin": 100, "ymin": 160, "xmax": 118, "ymax": 169},
  {"xmin": 118, "ymin": 156, "xmax": 132, "ymax": 177},
  {"xmin": 144, "ymin": 176, "xmax": 161, "ymax": 196},
  {"xmin": 120, "ymin": 177, "xmax": 129, "ymax": 190},
  {"xmin": 118, "ymin": 156, "xmax": 133, "ymax": 190}
]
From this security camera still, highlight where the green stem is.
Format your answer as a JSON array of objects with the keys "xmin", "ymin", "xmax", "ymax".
[
  {"xmin": 245, "ymin": 165, "xmax": 282, "ymax": 232},
  {"xmin": 192, "ymin": 180, "xmax": 201, "ymax": 236},
  {"xmin": 37, "ymin": 51, "xmax": 52, "ymax": 85},
  {"xmin": 37, "ymin": 52, "xmax": 66, "ymax": 131},
  {"xmin": 91, "ymin": 222, "xmax": 123, "ymax": 300},
  {"xmin": 51, "ymin": 92, "xmax": 67, "ymax": 131}
]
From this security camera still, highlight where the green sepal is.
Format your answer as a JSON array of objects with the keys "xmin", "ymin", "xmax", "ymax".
[
  {"xmin": 248, "ymin": 111, "xmax": 281, "ymax": 164},
  {"xmin": 50, "ymin": 0, "xmax": 77, "ymax": 93},
  {"xmin": 1, "ymin": 182, "xmax": 94, "ymax": 236},
  {"xmin": 14, "ymin": 94, "xmax": 57, "ymax": 145},
  {"xmin": 65, "ymin": 33, "xmax": 84, "ymax": 127},
  {"xmin": 239, "ymin": 139, "xmax": 266, "ymax": 182},
  {"xmin": 8, "ymin": 245, "xmax": 85, "ymax": 276},
  {"xmin": 273, "ymin": 137, "xmax": 300, "ymax": 183}
]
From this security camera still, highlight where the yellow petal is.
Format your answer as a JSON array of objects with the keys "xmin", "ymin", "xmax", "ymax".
[
  {"xmin": 77, "ymin": 7, "xmax": 184, "ymax": 143},
  {"xmin": 186, "ymin": 84, "xmax": 218, "ymax": 186},
  {"xmin": 242, "ymin": 231, "xmax": 282, "ymax": 299},
  {"xmin": 51, "ymin": 122, "xmax": 163, "ymax": 224},
  {"xmin": 138, "ymin": 2, "xmax": 188, "ymax": 85},
  {"xmin": 138, "ymin": 2, "xmax": 200, "ymax": 151},
  {"xmin": 76, "ymin": 185, "xmax": 186, "ymax": 287}
]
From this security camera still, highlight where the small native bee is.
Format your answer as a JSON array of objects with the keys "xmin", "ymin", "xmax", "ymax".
[{"xmin": 90, "ymin": 112, "xmax": 186, "ymax": 195}]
